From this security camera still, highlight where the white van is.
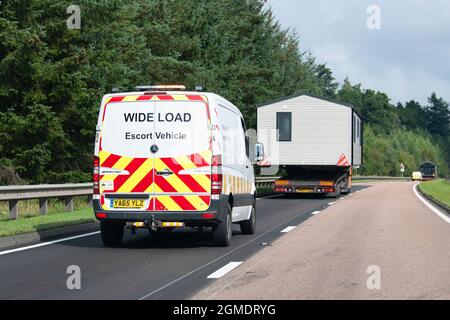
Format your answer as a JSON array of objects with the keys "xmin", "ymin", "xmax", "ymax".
[{"xmin": 93, "ymin": 86, "xmax": 257, "ymax": 247}]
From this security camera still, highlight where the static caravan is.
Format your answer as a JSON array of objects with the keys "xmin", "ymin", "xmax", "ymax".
[{"xmin": 257, "ymin": 93, "xmax": 363, "ymax": 196}]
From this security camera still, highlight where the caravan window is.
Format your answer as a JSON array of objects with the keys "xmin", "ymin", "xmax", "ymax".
[{"xmin": 277, "ymin": 112, "xmax": 292, "ymax": 142}]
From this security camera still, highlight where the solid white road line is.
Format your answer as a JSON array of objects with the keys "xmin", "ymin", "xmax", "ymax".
[
  {"xmin": 328, "ymin": 202, "xmax": 335, "ymax": 205},
  {"xmin": 0, "ymin": 231, "xmax": 100, "ymax": 256},
  {"xmin": 280, "ymin": 226, "xmax": 296, "ymax": 233},
  {"xmin": 413, "ymin": 183, "xmax": 450, "ymax": 224},
  {"xmin": 207, "ymin": 262, "xmax": 243, "ymax": 279},
  {"xmin": 311, "ymin": 211, "xmax": 321, "ymax": 215}
]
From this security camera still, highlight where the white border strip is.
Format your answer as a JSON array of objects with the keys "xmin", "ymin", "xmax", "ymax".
[
  {"xmin": 207, "ymin": 262, "xmax": 243, "ymax": 279},
  {"xmin": 0, "ymin": 231, "xmax": 100, "ymax": 256},
  {"xmin": 413, "ymin": 183, "xmax": 450, "ymax": 224}
]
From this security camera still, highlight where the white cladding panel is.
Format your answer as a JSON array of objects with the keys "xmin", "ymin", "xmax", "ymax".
[{"xmin": 257, "ymin": 95, "xmax": 353, "ymax": 166}]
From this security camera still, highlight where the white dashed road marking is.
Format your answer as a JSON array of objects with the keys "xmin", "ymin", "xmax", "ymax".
[
  {"xmin": 207, "ymin": 262, "xmax": 243, "ymax": 279},
  {"xmin": 280, "ymin": 226, "xmax": 296, "ymax": 233}
]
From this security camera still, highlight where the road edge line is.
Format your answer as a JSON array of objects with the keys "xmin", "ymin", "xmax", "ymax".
[
  {"xmin": 0, "ymin": 231, "xmax": 101, "ymax": 256},
  {"xmin": 413, "ymin": 183, "xmax": 450, "ymax": 224}
]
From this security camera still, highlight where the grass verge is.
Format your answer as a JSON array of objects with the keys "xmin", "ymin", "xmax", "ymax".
[
  {"xmin": 0, "ymin": 208, "xmax": 95, "ymax": 238},
  {"xmin": 418, "ymin": 179, "xmax": 450, "ymax": 208}
]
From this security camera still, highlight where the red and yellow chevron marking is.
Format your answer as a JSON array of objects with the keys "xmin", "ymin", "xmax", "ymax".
[
  {"xmin": 222, "ymin": 174, "xmax": 252, "ymax": 195},
  {"xmin": 105, "ymin": 94, "xmax": 208, "ymax": 106}
]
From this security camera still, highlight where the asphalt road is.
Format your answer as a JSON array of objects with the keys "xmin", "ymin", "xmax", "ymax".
[
  {"xmin": 0, "ymin": 188, "xmax": 365, "ymax": 300},
  {"xmin": 193, "ymin": 182, "xmax": 450, "ymax": 300}
]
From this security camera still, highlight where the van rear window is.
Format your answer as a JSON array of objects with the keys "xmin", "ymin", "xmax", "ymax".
[{"xmin": 101, "ymin": 101, "xmax": 210, "ymax": 158}]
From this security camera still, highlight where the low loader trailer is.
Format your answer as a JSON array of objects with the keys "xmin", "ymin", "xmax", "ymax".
[{"xmin": 273, "ymin": 166, "xmax": 352, "ymax": 197}]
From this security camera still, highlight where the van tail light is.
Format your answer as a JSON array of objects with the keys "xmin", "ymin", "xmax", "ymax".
[
  {"xmin": 211, "ymin": 155, "xmax": 222, "ymax": 195},
  {"xmin": 93, "ymin": 156, "xmax": 100, "ymax": 195}
]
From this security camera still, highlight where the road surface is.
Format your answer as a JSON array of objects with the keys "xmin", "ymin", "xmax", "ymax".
[
  {"xmin": 193, "ymin": 182, "xmax": 450, "ymax": 300},
  {"xmin": 0, "ymin": 187, "xmax": 352, "ymax": 299},
  {"xmin": 1, "ymin": 182, "xmax": 448, "ymax": 300}
]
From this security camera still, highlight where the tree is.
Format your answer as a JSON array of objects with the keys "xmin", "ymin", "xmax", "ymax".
[
  {"xmin": 396, "ymin": 100, "xmax": 427, "ymax": 131},
  {"xmin": 424, "ymin": 93, "xmax": 450, "ymax": 138}
]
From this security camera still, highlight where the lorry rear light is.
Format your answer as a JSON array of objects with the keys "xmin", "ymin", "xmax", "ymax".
[
  {"xmin": 93, "ymin": 156, "xmax": 100, "ymax": 195},
  {"xmin": 211, "ymin": 155, "xmax": 222, "ymax": 195}
]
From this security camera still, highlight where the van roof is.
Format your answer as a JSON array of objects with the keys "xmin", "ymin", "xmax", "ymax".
[
  {"xmin": 105, "ymin": 90, "xmax": 211, "ymax": 97},
  {"xmin": 103, "ymin": 91, "xmax": 243, "ymax": 118}
]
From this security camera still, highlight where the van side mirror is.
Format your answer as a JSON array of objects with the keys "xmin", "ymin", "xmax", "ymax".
[
  {"xmin": 255, "ymin": 143, "xmax": 270, "ymax": 167},
  {"xmin": 255, "ymin": 143, "xmax": 264, "ymax": 162}
]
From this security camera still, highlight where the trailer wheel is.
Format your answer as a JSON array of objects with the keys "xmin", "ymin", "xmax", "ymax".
[
  {"xmin": 101, "ymin": 221, "xmax": 125, "ymax": 247},
  {"xmin": 212, "ymin": 203, "xmax": 232, "ymax": 247},
  {"xmin": 240, "ymin": 206, "xmax": 256, "ymax": 235}
]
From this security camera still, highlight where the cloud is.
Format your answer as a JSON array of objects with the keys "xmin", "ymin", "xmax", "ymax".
[{"xmin": 267, "ymin": 0, "xmax": 450, "ymax": 105}]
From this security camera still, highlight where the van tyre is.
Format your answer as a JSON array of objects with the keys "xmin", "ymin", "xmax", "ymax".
[
  {"xmin": 213, "ymin": 203, "xmax": 232, "ymax": 247},
  {"xmin": 240, "ymin": 206, "xmax": 256, "ymax": 235},
  {"xmin": 101, "ymin": 221, "xmax": 124, "ymax": 247}
]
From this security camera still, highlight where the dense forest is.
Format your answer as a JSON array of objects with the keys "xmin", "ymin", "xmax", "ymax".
[{"xmin": 0, "ymin": 0, "xmax": 449, "ymax": 185}]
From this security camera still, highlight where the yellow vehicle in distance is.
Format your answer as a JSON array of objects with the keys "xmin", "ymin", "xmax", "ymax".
[{"xmin": 412, "ymin": 171, "xmax": 423, "ymax": 181}]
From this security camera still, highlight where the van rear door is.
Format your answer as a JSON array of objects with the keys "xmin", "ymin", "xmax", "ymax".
[
  {"xmin": 98, "ymin": 94, "xmax": 211, "ymax": 212},
  {"xmin": 153, "ymin": 97, "xmax": 212, "ymax": 211}
]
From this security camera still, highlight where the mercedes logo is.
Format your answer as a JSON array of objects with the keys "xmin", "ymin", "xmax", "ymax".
[{"xmin": 150, "ymin": 144, "xmax": 159, "ymax": 154}]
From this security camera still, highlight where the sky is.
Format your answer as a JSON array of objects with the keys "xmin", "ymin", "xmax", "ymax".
[{"xmin": 267, "ymin": 0, "xmax": 450, "ymax": 105}]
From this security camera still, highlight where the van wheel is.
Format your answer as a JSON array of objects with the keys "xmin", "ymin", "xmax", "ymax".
[
  {"xmin": 101, "ymin": 221, "xmax": 124, "ymax": 247},
  {"xmin": 212, "ymin": 203, "xmax": 232, "ymax": 247},
  {"xmin": 240, "ymin": 206, "xmax": 256, "ymax": 235}
]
